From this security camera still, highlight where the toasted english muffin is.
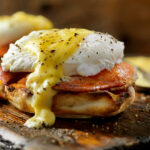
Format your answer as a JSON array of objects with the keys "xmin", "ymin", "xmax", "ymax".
[{"xmin": 0, "ymin": 79, "xmax": 135, "ymax": 118}]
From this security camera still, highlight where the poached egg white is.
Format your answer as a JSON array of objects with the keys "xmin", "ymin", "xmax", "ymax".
[
  {"xmin": 2, "ymin": 30, "xmax": 124, "ymax": 77},
  {"xmin": 0, "ymin": 11, "xmax": 53, "ymax": 46}
]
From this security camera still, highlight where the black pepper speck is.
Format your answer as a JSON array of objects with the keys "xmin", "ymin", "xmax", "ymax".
[
  {"xmin": 74, "ymin": 33, "xmax": 78, "ymax": 37},
  {"xmin": 50, "ymin": 49, "xmax": 56, "ymax": 53}
]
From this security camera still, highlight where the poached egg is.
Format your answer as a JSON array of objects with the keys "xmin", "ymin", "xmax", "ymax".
[
  {"xmin": 2, "ymin": 28, "xmax": 124, "ymax": 128},
  {"xmin": 0, "ymin": 11, "xmax": 53, "ymax": 46}
]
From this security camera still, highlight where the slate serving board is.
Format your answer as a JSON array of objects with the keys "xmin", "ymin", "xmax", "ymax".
[{"xmin": 0, "ymin": 93, "xmax": 150, "ymax": 150}]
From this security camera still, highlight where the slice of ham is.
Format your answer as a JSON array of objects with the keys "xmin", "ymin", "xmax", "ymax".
[
  {"xmin": 0, "ymin": 44, "xmax": 9, "ymax": 57},
  {"xmin": 0, "ymin": 62, "xmax": 135, "ymax": 92},
  {"xmin": 0, "ymin": 67, "xmax": 28, "ymax": 84},
  {"xmin": 54, "ymin": 62, "xmax": 135, "ymax": 92}
]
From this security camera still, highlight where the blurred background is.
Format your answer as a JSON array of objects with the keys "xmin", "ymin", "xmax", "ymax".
[{"xmin": 0, "ymin": 0, "xmax": 150, "ymax": 55}]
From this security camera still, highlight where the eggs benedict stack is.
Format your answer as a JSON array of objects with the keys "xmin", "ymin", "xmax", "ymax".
[
  {"xmin": 0, "ymin": 11, "xmax": 53, "ymax": 57},
  {"xmin": 0, "ymin": 28, "xmax": 136, "ymax": 128}
]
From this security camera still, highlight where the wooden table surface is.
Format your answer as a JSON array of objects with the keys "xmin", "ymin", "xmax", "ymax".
[{"xmin": 0, "ymin": 92, "xmax": 150, "ymax": 150}]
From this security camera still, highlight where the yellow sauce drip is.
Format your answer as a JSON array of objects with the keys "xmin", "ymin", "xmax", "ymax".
[{"xmin": 24, "ymin": 28, "xmax": 91, "ymax": 128}]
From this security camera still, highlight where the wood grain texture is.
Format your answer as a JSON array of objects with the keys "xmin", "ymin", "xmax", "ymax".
[{"xmin": 0, "ymin": 93, "xmax": 150, "ymax": 149}]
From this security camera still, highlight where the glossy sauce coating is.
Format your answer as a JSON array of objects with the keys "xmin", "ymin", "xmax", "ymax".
[{"xmin": 23, "ymin": 29, "xmax": 91, "ymax": 128}]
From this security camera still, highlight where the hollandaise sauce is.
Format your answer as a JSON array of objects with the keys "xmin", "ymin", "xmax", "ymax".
[{"xmin": 24, "ymin": 28, "xmax": 91, "ymax": 128}]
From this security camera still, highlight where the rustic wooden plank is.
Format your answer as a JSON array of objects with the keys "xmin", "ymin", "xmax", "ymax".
[{"xmin": 0, "ymin": 93, "xmax": 150, "ymax": 150}]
